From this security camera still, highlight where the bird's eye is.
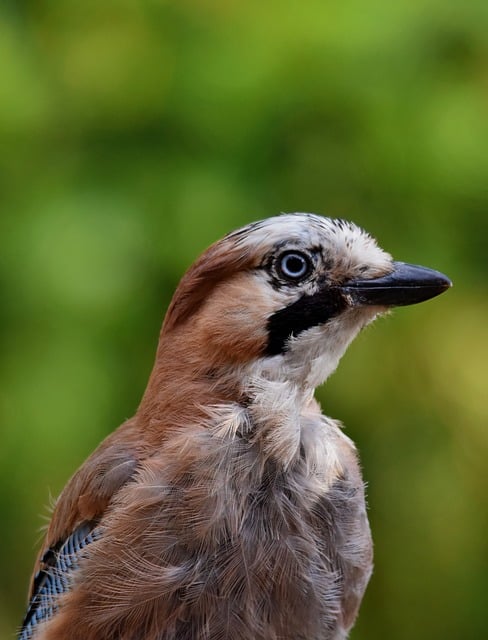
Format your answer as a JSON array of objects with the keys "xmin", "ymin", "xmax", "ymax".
[{"xmin": 277, "ymin": 251, "xmax": 313, "ymax": 281}]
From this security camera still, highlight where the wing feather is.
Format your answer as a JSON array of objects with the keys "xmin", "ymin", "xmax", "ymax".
[{"xmin": 19, "ymin": 522, "xmax": 101, "ymax": 640}]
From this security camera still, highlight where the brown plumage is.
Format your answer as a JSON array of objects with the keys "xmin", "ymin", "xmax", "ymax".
[{"xmin": 19, "ymin": 214, "xmax": 451, "ymax": 640}]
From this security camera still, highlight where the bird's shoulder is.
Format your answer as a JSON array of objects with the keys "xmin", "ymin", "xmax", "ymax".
[
  {"xmin": 42, "ymin": 417, "xmax": 143, "ymax": 550},
  {"xmin": 20, "ymin": 417, "xmax": 143, "ymax": 639}
]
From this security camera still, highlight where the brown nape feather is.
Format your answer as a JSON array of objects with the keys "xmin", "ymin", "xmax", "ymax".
[
  {"xmin": 138, "ymin": 271, "xmax": 275, "ymax": 436},
  {"xmin": 162, "ymin": 235, "xmax": 258, "ymax": 333},
  {"xmin": 137, "ymin": 234, "xmax": 282, "ymax": 435}
]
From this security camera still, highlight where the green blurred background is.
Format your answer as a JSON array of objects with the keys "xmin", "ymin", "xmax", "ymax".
[{"xmin": 1, "ymin": 1, "xmax": 487, "ymax": 638}]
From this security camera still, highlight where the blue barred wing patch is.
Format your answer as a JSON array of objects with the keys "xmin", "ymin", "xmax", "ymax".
[{"xmin": 19, "ymin": 522, "xmax": 100, "ymax": 640}]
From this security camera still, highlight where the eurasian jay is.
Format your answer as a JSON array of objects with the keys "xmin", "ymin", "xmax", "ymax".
[{"xmin": 19, "ymin": 213, "xmax": 451, "ymax": 640}]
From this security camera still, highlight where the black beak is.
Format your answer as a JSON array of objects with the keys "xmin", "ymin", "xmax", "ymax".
[{"xmin": 341, "ymin": 261, "xmax": 452, "ymax": 307}]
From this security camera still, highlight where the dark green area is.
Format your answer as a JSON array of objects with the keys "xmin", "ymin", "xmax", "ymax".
[{"xmin": 1, "ymin": 1, "xmax": 487, "ymax": 638}]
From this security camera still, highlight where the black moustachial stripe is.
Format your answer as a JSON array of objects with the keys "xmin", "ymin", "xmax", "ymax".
[{"xmin": 266, "ymin": 288, "xmax": 347, "ymax": 356}]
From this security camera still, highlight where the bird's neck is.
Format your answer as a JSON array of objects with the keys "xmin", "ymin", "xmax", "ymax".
[
  {"xmin": 138, "ymin": 341, "xmax": 348, "ymax": 486},
  {"xmin": 136, "ymin": 333, "xmax": 320, "ymax": 457}
]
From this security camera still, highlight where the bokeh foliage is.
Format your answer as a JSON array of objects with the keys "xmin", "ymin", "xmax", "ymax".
[{"xmin": 1, "ymin": 1, "xmax": 487, "ymax": 638}]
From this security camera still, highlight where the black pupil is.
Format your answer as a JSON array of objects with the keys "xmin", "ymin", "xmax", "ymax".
[{"xmin": 282, "ymin": 253, "xmax": 307, "ymax": 278}]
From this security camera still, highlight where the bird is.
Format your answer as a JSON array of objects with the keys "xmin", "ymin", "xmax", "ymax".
[{"xmin": 19, "ymin": 213, "xmax": 451, "ymax": 640}]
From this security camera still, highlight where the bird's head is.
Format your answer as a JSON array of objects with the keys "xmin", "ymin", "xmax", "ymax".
[{"xmin": 144, "ymin": 214, "xmax": 450, "ymax": 415}]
